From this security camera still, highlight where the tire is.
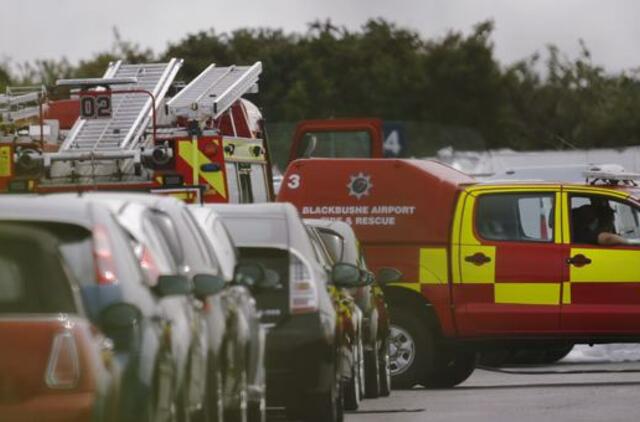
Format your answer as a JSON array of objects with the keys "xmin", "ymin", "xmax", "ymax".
[
  {"xmin": 224, "ymin": 369, "xmax": 248, "ymax": 422},
  {"xmin": 343, "ymin": 354, "xmax": 361, "ymax": 411},
  {"xmin": 423, "ymin": 346, "xmax": 476, "ymax": 388},
  {"xmin": 148, "ymin": 350, "xmax": 178, "ymax": 422},
  {"xmin": 364, "ymin": 347, "xmax": 380, "ymax": 398},
  {"xmin": 388, "ymin": 307, "xmax": 434, "ymax": 389},
  {"xmin": 302, "ymin": 364, "xmax": 343, "ymax": 422},
  {"xmin": 247, "ymin": 396, "xmax": 265, "ymax": 422},
  {"xmin": 378, "ymin": 339, "xmax": 392, "ymax": 397},
  {"xmin": 204, "ymin": 357, "xmax": 224, "ymax": 422},
  {"xmin": 543, "ymin": 344, "xmax": 573, "ymax": 363}
]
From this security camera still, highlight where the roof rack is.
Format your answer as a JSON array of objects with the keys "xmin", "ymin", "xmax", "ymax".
[{"xmin": 584, "ymin": 164, "xmax": 640, "ymax": 186}]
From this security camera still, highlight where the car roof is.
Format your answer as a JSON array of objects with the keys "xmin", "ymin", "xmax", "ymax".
[
  {"xmin": 206, "ymin": 202, "xmax": 315, "ymax": 257},
  {"xmin": 0, "ymin": 195, "xmax": 95, "ymax": 228}
]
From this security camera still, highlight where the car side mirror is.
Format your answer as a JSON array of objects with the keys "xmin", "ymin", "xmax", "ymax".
[
  {"xmin": 193, "ymin": 274, "xmax": 226, "ymax": 298},
  {"xmin": 234, "ymin": 263, "xmax": 265, "ymax": 287},
  {"xmin": 98, "ymin": 303, "xmax": 142, "ymax": 352},
  {"xmin": 155, "ymin": 274, "xmax": 191, "ymax": 297},
  {"xmin": 376, "ymin": 267, "xmax": 403, "ymax": 285},
  {"xmin": 331, "ymin": 262, "xmax": 363, "ymax": 288},
  {"xmin": 362, "ymin": 270, "xmax": 375, "ymax": 286}
]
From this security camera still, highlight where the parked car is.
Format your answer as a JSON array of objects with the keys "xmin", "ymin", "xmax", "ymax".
[
  {"xmin": 79, "ymin": 192, "xmax": 262, "ymax": 422},
  {"xmin": 304, "ymin": 222, "xmax": 365, "ymax": 411},
  {"xmin": 209, "ymin": 203, "xmax": 353, "ymax": 422},
  {"xmin": 305, "ymin": 219, "xmax": 397, "ymax": 398},
  {"xmin": 0, "ymin": 221, "xmax": 117, "ymax": 422},
  {"xmin": 189, "ymin": 205, "xmax": 267, "ymax": 422},
  {"xmin": 0, "ymin": 195, "xmax": 189, "ymax": 422}
]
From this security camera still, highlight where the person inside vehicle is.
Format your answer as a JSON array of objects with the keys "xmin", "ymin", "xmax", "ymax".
[{"xmin": 572, "ymin": 204, "xmax": 637, "ymax": 246}]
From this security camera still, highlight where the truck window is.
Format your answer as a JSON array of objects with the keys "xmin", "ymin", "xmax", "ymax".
[
  {"xmin": 570, "ymin": 195, "xmax": 640, "ymax": 244},
  {"xmin": 297, "ymin": 130, "xmax": 372, "ymax": 158},
  {"xmin": 476, "ymin": 193, "xmax": 554, "ymax": 242}
]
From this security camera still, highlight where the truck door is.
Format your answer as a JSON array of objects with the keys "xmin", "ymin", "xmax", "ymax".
[
  {"xmin": 561, "ymin": 189, "xmax": 640, "ymax": 333},
  {"xmin": 453, "ymin": 187, "xmax": 564, "ymax": 335}
]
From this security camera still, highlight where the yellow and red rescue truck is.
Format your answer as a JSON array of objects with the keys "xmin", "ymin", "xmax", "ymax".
[
  {"xmin": 0, "ymin": 60, "xmax": 274, "ymax": 203},
  {"xmin": 278, "ymin": 157, "xmax": 640, "ymax": 388}
]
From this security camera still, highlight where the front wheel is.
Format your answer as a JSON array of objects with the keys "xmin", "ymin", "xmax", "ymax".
[
  {"xmin": 423, "ymin": 346, "xmax": 476, "ymax": 388},
  {"xmin": 388, "ymin": 307, "xmax": 434, "ymax": 389}
]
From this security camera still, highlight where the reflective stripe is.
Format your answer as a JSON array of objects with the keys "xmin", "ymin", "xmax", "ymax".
[
  {"xmin": 494, "ymin": 283, "xmax": 560, "ymax": 305},
  {"xmin": 419, "ymin": 248, "xmax": 448, "ymax": 284},
  {"xmin": 178, "ymin": 141, "xmax": 227, "ymax": 198}
]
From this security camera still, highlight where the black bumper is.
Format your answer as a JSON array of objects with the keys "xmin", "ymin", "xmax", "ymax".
[{"xmin": 264, "ymin": 312, "xmax": 335, "ymax": 405}]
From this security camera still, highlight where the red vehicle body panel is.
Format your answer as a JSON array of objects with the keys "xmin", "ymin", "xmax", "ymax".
[
  {"xmin": 0, "ymin": 316, "xmax": 110, "ymax": 422},
  {"xmin": 278, "ymin": 159, "xmax": 474, "ymax": 336},
  {"xmin": 287, "ymin": 118, "xmax": 384, "ymax": 164},
  {"xmin": 44, "ymin": 99, "xmax": 81, "ymax": 130}
]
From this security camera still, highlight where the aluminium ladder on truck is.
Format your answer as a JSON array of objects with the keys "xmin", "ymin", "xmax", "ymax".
[
  {"xmin": 45, "ymin": 58, "xmax": 183, "ymax": 183},
  {"xmin": 0, "ymin": 86, "xmax": 46, "ymax": 124},
  {"xmin": 166, "ymin": 62, "xmax": 261, "ymax": 126}
]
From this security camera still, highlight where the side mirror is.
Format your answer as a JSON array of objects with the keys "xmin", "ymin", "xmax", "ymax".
[
  {"xmin": 234, "ymin": 263, "xmax": 265, "ymax": 287},
  {"xmin": 376, "ymin": 267, "xmax": 403, "ymax": 285},
  {"xmin": 332, "ymin": 262, "xmax": 363, "ymax": 288},
  {"xmin": 98, "ymin": 303, "xmax": 142, "ymax": 352},
  {"xmin": 362, "ymin": 270, "xmax": 375, "ymax": 286},
  {"xmin": 193, "ymin": 274, "xmax": 226, "ymax": 298},
  {"xmin": 155, "ymin": 274, "xmax": 191, "ymax": 297}
]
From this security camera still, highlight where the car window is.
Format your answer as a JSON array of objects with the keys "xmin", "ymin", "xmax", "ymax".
[
  {"xmin": 149, "ymin": 209, "xmax": 184, "ymax": 264},
  {"xmin": 0, "ymin": 227, "xmax": 76, "ymax": 314},
  {"xmin": 476, "ymin": 193, "xmax": 554, "ymax": 242},
  {"xmin": 317, "ymin": 229, "xmax": 345, "ymax": 263},
  {"xmin": 570, "ymin": 195, "xmax": 640, "ymax": 244},
  {"xmin": 181, "ymin": 208, "xmax": 219, "ymax": 269},
  {"xmin": 223, "ymin": 216, "xmax": 289, "ymax": 247}
]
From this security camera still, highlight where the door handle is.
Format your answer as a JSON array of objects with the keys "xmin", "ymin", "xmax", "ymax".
[
  {"xmin": 567, "ymin": 254, "xmax": 592, "ymax": 267},
  {"xmin": 465, "ymin": 252, "xmax": 492, "ymax": 266}
]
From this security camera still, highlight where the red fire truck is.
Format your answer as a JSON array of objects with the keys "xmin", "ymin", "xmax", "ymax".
[{"xmin": 0, "ymin": 60, "xmax": 273, "ymax": 203}]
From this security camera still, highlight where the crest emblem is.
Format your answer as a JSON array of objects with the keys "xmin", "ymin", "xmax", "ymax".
[{"xmin": 347, "ymin": 172, "xmax": 373, "ymax": 200}]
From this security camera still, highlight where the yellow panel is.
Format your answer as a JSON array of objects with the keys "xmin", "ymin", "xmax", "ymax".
[
  {"xmin": 560, "ymin": 191, "xmax": 571, "ymax": 244},
  {"xmin": 562, "ymin": 282, "xmax": 572, "ymax": 304},
  {"xmin": 554, "ymin": 192, "xmax": 563, "ymax": 244},
  {"xmin": 419, "ymin": 248, "xmax": 449, "ymax": 284},
  {"xmin": 459, "ymin": 194, "xmax": 480, "ymax": 245},
  {"xmin": 459, "ymin": 245, "xmax": 495, "ymax": 284},
  {"xmin": 0, "ymin": 146, "xmax": 11, "ymax": 177},
  {"xmin": 178, "ymin": 141, "xmax": 227, "ymax": 198},
  {"xmin": 494, "ymin": 283, "xmax": 560, "ymax": 305},
  {"xmin": 569, "ymin": 248, "xmax": 640, "ymax": 282}
]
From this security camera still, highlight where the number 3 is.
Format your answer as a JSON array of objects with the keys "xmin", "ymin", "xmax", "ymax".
[{"xmin": 287, "ymin": 174, "xmax": 300, "ymax": 189}]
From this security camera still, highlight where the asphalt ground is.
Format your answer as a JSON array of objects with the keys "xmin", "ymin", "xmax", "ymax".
[{"xmin": 346, "ymin": 360, "xmax": 640, "ymax": 422}]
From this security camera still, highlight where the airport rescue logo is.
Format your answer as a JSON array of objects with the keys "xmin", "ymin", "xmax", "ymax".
[{"xmin": 347, "ymin": 172, "xmax": 373, "ymax": 200}]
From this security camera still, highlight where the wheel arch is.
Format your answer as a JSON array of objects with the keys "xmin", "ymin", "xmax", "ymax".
[{"xmin": 383, "ymin": 285, "xmax": 444, "ymax": 338}]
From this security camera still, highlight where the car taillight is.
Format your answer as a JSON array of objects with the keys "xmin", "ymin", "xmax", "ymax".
[
  {"xmin": 289, "ymin": 253, "xmax": 318, "ymax": 314},
  {"xmin": 93, "ymin": 225, "xmax": 118, "ymax": 285},
  {"xmin": 138, "ymin": 243, "xmax": 160, "ymax": 285},
  {"xmin": 45, "ymin": 331, "xmax": 80, "ymax": 389}
]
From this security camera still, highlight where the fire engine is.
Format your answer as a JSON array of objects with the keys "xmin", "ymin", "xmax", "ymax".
[
  {"xmin": 278, "ymin": 156, "xmax": 640, "ymax": 388},
  {"xmin": 0, "ymin": 59, "xmax": 274, "ymax": 203}
]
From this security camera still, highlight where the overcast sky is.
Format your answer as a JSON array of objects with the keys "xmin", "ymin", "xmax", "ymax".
[{"xmin": 2, "ymin": 0, "xmax": 640, "ymax": 73}]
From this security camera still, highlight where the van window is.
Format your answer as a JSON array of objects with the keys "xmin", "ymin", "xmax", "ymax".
[
  {"xmin": 476, "ymin": 193, "xmax": 554, "ymax": 242},
  {"xmin": 297, "ymin": 130, "xmax": 372, "ymax": 158}
]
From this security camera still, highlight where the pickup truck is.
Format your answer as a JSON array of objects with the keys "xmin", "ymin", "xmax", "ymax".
[{"xmin": 278, "ymin": 158, "xmax": 640, "ymax": 388}]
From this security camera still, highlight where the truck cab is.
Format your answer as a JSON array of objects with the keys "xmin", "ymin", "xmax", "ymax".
[{"xmin": 278, "ymin": 158, "xmax": 640, "ymax": 388}]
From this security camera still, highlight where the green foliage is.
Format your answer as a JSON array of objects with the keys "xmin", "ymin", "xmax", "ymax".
[{"xmin": 6, "ymin": 19, "xmax": 640, "ymax": 153}]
